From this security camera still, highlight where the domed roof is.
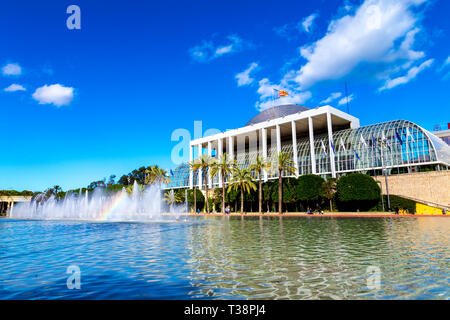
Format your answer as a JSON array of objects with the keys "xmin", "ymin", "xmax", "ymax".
[{"xmin": 246, "ymin": 104, "xmax": 310, "ymax": 126}]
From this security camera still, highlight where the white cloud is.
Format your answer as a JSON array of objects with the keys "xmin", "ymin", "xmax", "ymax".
[
  {"xmin": 4, "ymin": 84, "xmax": 26, "ymax": 92},
  {"xmin": 338, "ymin": 94, "xmax": 354, "ymax": 105},
  {"xmin": 32, "ymin": 84, "xmax": 74, "ymax": 106},
  {"xmin": 2, "ymin": 63, "xmax": 22, "ymax": 76},
  {"xmin": 253, "ymin": 0, "xmax": 431, "ymax": 111},
  {"xmin": 379, "ymin": 58, "xmax": 434, "ymax": 91},
  {"xmin": 301, "ymin": 14, "xmax": 318, "ymax": 33},
  {"xmin": 444, "ymin": 56, "xmax": 450, "ymax": 67},
  {"xmin": 438, "ymin": 55, "xmax": 450, "ymax": 73},
  {"xmin": 189, "ymin": 35, "xmax": 249, "ymax": 62},
  {"xmin": 320, "ymin": 92, "xmax": 342, "ymax": 104},
  {"xmin": 289, "ymin": 0, "xmax": 428, "ymax": 89},
  {"xmin": 235, "ymin": 62, "xmax": 258, "ymax": 86}
]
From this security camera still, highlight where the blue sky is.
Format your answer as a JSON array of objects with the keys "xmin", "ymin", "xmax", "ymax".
[{"xmin": 1, "ymin": 0, "xmax": 449, "ymax": 191}]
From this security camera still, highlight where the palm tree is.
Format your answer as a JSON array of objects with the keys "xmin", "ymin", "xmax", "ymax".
[
  {"xmin": 145, "ymin": 166, "xmax": 171, "ymax": 185},
  {"xmin": 210, "ymin": 153, "xmax": 235, "ymax": 214},
  {"xmin": 53, "ymin": 185, "xmax": 62, "ymax": 199},
  {"xmin": 193, "ymin": 155, "xmax": 214, "ymax": 213},
  {"xmin": 187, "ymin": 159, "xmax": 198, "ymax": 213},
  {"xmin": 275, "ymin": 152, "xmax": 296, "ymax": 214},
  {"xmin": 249, "ymin": 156, "xmax": 271, "ymax": 214},
  {"xmin": 144, "ymin": 165, "xmax": 157, "ymax": 185},
  {"xmin": 164, "ymin": 190, "xmax": 176, "ymax": 213},
  {"xmin": 227, "ymin": 167, "xmax": 257, "ymax": 214},
  {"xmin": 322, "ymin": 178, "xmax": 337, "ymax": 212}
]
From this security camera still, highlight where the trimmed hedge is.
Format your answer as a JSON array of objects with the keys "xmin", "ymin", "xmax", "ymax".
[
  {"xmin": 296, "ymin": 174, "xmax": 325, "ymax": 203},
  {"xmin": 336, "ymin": 173, "xmax": 381, "ymax": 211}
]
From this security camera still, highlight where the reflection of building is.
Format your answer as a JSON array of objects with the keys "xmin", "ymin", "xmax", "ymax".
[
  {"xmin": 167, "ymin": 105, "xmax": 450, "ymax": 189},
  {"xmin": 433, "ymin": 123, "xmax": 450, "ymax": 146}
]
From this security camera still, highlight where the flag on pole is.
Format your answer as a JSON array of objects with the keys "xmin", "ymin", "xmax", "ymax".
[
  {"xmin": 406, "ymin": 128, "xmax": 416, "ymax": 143},
  {"xmin": 340, "ymin": 138, "xmax": 346, "ymax": 152},
  {"xmin": 395, "ymin": 129, "xmax": 403, "ymax": 145},
  {"xmin": 372, "ymin": 133, "xmax": 377, "ymax": 148},
  {"xmin": 278, "ymin": 90, "xmax": 289, "ymax": 97},
  {"xmin": 330, "ymin": 141, "xmax": 336, "ymax": 154},
  {"xmin": 381, "ymin": 131, "xmax": 386, "ymax": 142},
  {"xmin": 273, "ymin": 88, "xmax": 289, "ymax": 98},
  {"xmin": 360, "ymin": 134, "xmax": 368, "ymax": 148},
  {"xmin": 321, "ymin": 140, "xmax": 327, "ymax": 153},
  {"xmin": 170, "ymin": 169, "xmax": 174, "ymax": 176}
]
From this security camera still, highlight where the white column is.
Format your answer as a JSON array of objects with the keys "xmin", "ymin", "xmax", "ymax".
[
  {"xmin": 327, "ymin": 112, "xmax": 336, "ymax": 178},
  {"xmin": 308, "ymin": 117, "xmax": 317, "ymax": 174},
  {"xmin": 291, "ymin": 121, "xmax": 299, "ymax": 177},
  {"xmin": 198, "ymin": 143, "xmax": 202, "ymax": 187},
  {"xmin": 189, "ymin": 145, "xmax": 193, "ymax": 188},
  {"xmin": 218, "ymin": 138, "xmax": 223, "ymax": 187},
  {"xmin": 207, "ymin": 141, "xmax": 212, "ymax": 188},
  {"xmin": 228, "ymin": 136, "xmax": 234, "ymax": 160},
  {"xmin": 262, "ymin": 128, "xmax": 268, "ymax": 181},
  {"xmin": 276, "ymin": 124, "xmax": 281, "ymax": 154}
]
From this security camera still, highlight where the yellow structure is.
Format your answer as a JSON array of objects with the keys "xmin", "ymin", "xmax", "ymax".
[{"xmin": 415, "ymin": 203, "xmax": 445, "ymax": 215}]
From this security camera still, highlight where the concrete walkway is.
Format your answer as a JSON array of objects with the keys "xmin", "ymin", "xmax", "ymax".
[{"xmin": 180, "ymin": 212, "xmax": 448, "ymax": 218}]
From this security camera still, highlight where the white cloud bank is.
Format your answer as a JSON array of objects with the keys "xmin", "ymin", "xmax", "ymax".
[
  {"xmin": 291, "ymin": 0, "xmax": 429, "ymax": 90},
  {"xmin": 254, "ymin": 0, "xmax": 432, "ymax": 111},
  {"xmin": 235, "ymin": 62, "xmax": 258, "ymax": 86},
  {"xmin": 189, "ymin": 35, "xmax": 250, "ymax": 62},
  {"xmin": 4, "ymin": 84, "xmax": 26, "ymax": 92},
  {"xmin": 32, "ymin": 84, "xmax": 74, "ymax": 106},
  {"xmin": 2, "ymin": 63, "xmax": 22, "ymax": 76}
]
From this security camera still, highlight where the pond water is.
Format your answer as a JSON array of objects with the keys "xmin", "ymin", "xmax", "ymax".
[{"xmin": 0, "ymin": 216, "xmax": 448, "ymax": 299}]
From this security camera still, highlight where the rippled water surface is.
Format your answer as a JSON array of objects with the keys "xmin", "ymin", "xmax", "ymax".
[{"xmin": 0, "ymin": 217, "xmax": 449, "ymax": 299}]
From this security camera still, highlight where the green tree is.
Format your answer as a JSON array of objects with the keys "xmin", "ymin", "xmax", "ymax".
[
  {"xmin": 187, "ymin": 188, "xmax": 204, "ymax": 212},
  {"xmin": 296, "ymin": 175, "xmax": 325, "ymax": 210},
  {"xmin": 187, "ymin": 159, "xmax": 199, "ymax": 213},
  {"xmin": 227, "ymin": 167, "xmax": 257, "ymax": 214},
  {"xmin": 249, "ymin": 156, "xmax": 271, "ymax": 214},
  {"xmin": 118, "ymin": 174, "xmax": 130, "ymax": 185},
  {"xmin": 275, "ymin": 152, "xmax": 296, "ymax": 214},
  {"xmin": 322, "ymin": 178, "xmax": 337, "ymax": 211},
  {"xmin": 210, "ymin": 153, "xmax": 234, "ymax": 214},
  {"xmin": 193, "ymin": 155, "xmax": 214, "ymax": 214},
  {"xmin": 262, "ymin": 181, "xmax": 275, "ymax": 212},
  {"xmin": 336, "ymin": 173, "xmax": 381, "ymax": 211}
]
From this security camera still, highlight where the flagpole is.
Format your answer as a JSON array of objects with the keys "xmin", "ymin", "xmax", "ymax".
[{"xmin": 345, "ymin": 80, "xmax": 350, "ymax": 114}]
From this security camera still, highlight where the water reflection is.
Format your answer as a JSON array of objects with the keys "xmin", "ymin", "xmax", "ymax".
[
  {"xmin": 0, "ymin": 217, "xmax": 448, "ymax": 299},
  {"xmin": 186, "ymin": 217, "xmax": 449, "ymax": 299}
]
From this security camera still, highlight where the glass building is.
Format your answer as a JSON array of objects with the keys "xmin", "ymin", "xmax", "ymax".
[{"xmin": 166, "ymin": 105, "xmax": 450, "ymax": 189}]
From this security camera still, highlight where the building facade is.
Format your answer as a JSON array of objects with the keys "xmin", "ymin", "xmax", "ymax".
[
  {"xmin": 433, "ymin": 124, "xmax": 450, "ymax": 146},
  {"xmin": 167, "ymin": 105, "xmax": 450, "ymax": 189}
]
